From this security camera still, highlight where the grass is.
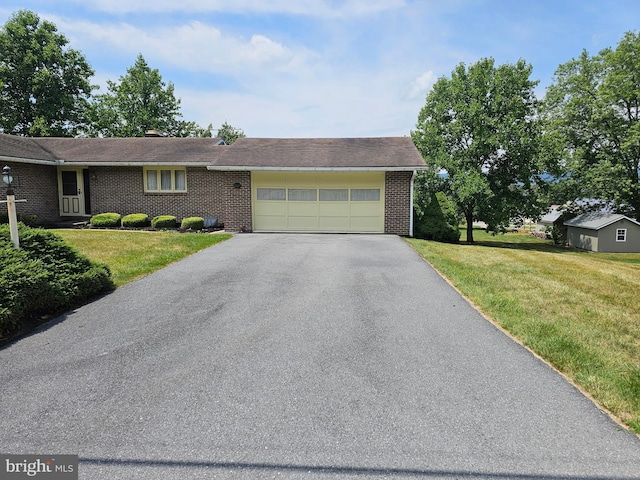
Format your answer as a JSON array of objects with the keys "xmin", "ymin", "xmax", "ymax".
[
  {"xmin": 406, "ymin": 229, "xmax": 640, "ymax": 434},
  {"xmin": 53, "ymin": 229, "xmax": 232, "ymax": 287}
]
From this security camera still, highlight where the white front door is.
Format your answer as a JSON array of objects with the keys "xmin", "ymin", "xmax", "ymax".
[{"xmin": 58, "ymin": 168, "xmax": 87, "ymax": 216}]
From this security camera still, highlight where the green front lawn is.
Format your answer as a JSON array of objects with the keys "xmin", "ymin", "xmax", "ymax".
[
  {"xmin": 53, "ymin": 229, "xmax": 232, "ymax": 287},
  {"xmin": 407, "ymin": 230, "xmax": 640, "ymax": 434}
]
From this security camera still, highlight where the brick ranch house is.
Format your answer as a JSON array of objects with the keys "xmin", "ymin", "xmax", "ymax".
[{"xmin": 0, "ymin": 134, "xmax": 427, "ymax": 235}]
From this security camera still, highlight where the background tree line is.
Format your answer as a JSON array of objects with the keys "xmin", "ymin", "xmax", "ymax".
[
  {"xmin": 412, "ymin": 31, "xmax": 640, "ymax": 242},
  {"xmin": 0, "ymin": 10, "xmax": 245, "ymax": 143}
]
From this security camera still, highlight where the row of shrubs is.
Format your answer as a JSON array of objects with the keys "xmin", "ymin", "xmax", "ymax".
[
  {"xmin": 0, "ymin": 223, "xmax": 115, "ymax": 342},
  {"xmin": 90, "ymin": 213, "xmax": 207, "ymax": 230}
]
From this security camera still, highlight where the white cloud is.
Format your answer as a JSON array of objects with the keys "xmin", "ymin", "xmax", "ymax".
[
  {"xmin": 404, "ymin": 71, "xmax": 437, "ymax": 100},
  {"xmin": 68, "ymin": 0, "xmax": 406, "ymax": 17},
  {"xmin": 54, "ymin": 18, "xmax": 310, "ymax": 75}
]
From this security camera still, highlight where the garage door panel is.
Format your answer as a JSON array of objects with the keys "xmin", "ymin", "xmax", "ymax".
[
  {"xmin": 350, "ymin": 203, "xmax": 382, "ymax": 216},
  {"xmin": 319, "ymin": 216, "xmax": 350, "ymax": 230},
  {"xmin": 258, "ymin": 216, "xmax": 289, "ymax": 230},
  {"xmin": 255, "ymin": 202, "xmax": 287, "ymax": 216},
  {"xmin": 350, "ymin": 216, "xmax": 383, "ymax": 231},
  {"xmin": 288, "ymin": 203, "xmax": 319, "ymax": 216},
  {"xmin": 252, "ymin": 172, "xmax": 384, "ymax": 233},
  {"xmin": 288, "ymin": 216, "xmax": 319, "ymax": 230},
  {"xmin": 318, "ymin": 203, "xmax": 350, "ymax": 216}
]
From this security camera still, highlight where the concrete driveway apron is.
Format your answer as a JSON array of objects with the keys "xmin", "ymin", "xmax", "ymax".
[{"xmin": 1, "ymin": 234, "xmax": 639, "ymax": 479}]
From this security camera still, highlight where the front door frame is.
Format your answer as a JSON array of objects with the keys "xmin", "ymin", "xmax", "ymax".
[{"xmin": 58, "ymin": 167, "xmax": 90, "ymax": 217}]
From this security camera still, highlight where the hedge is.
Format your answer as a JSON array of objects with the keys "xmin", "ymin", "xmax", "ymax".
[
  {"xmin": 181, "ymin": 216, "xmax": 204, "ymax": 230},
  {"xmin": 90, "ymin": 212, "xmax": 121, "ymax": 228},
  {"xmin": 122, "ymin": 213, "xmax": 150, "ymax": 228},
  {"xmin": 152, "ymin": 215, "xmax": 177, "ymax": 229},
  {"xmin": 0, "ymin": 224, "xmax": 115, "ymax": 341},
  {"xmin": 415, "ymin": 192, "xmax": 460, "ymax": 243}
]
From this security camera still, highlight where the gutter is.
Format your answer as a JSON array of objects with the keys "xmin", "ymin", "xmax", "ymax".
[
  {"xmin": 0, "ymin": 156, "xmax": 59, "ymax": 166},
  {"xmin": 59, "ymin": 161, "xmax": 213, "ymax": 167},
  {"xmin": 409, "ymin": 170, "xmax": 416, "ymax": 237},
  {"xmin": 206, "ymin": 165, "xmax": 429, "ymax": 172}
]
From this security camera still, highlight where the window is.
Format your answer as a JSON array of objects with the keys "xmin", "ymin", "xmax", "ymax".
[
  {"xmin": 616, "ymin": 228, "xmax": 627, "ymax": 242},
  {"xmin": 144, "ymin": 168, "xmax": 187, "ymax": 192},
  {"xmin": 319, "ymin": 189, "xmax": 348, "ymax": 201},
  {"xmin": 257, "ymin": 188, "xmax": 286, "ymax": 200},
  {"xmin": 288, "ymin": 189, "xmax": 317, "ymax": 201},
  {"xmin": 350, "ymin": 188, "xmax": 380, "ymax": 201}
]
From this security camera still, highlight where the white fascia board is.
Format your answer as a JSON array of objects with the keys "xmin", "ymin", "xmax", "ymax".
[
  {"xmin": 206, "ymin": 165, "xmax": 429, "ymax": 172},
  {"xmin": 0, "ymin": 156, "xmax": 60, "ymax": 166},
  {"xmin": 60, "ymin": 162, "xmax": 211, "ymax": 167}
]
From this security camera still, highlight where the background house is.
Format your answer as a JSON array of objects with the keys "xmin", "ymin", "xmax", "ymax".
[
  {"xmin": 564, "ymin": 212, "xmax": 640, "ymax": 253},
  {"xmin": 0, "ymin": 134, "xmax": 426, "ymax": 235}
]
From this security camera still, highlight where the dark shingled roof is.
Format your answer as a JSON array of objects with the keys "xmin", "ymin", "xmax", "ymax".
[
  {"xmin": 0, "ymin": 134, "xmax": 426, "ymax": 170},
  {"xmin": 209, "ymin": 137, "xmax": 426, "ymax": 170},
  {"xmin": 0, "ymin": 134, "xmax": 58, "ymax": 162},
  {"xmin": 29, "ymin": 137, "xmax": 226, "ymax": 165}
]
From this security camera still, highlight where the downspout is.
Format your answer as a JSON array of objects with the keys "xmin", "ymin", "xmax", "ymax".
[{"xmin": 409, "ymin": 170, "xmax": 416, "ymax": 237}]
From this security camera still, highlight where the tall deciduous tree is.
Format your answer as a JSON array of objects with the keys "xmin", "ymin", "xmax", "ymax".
[
  {"xmin": 85, "ymin": 54, "xmax": 193, "ymax": 137},
  {"xmin": 412, "ymin": 58, "xmax": 544, "ymax": 243},
  {"xmin": 543, "ymin": 31, "xmax": 640, "ymax": 219},
  {"xmin": 0, "ymin": 10, "xmax": 94, "ymax": 136}
]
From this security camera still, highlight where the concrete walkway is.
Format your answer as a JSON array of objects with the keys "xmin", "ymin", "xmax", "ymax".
[{"xmin": 1, "ymin": 234, "xmax": 639, "ymax": 479}]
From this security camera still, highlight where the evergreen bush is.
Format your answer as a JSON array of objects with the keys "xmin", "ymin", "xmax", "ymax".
[
  {"xmin": 415, "ymin": 192, "xmax": 460, "ymax": 243},
  {"xmin": 152, "ymin": 215, "xmax": 177, "ymax": 229},
  {"xmin": 90, "ymin": 212, "xmax": 121, "ymax": 228},
  {"xmin": 0, "ymin": 224, "xmax": 114, "ymax": 341},
  {"xmin": 122, "ymin": 213, "xmax": 150, "ymax": 228},
  {"xmin": 181, "ymin": 217, "xmax": 204, "ymax": 230}
]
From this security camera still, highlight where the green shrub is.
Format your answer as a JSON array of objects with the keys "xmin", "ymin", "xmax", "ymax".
[
  {"xmin": 415, "ymin": 192, "xmax": 460, "ymax": 243},
  {"xmin": 181, "ymin": 217, "xmax": 204, "ymax": 230},
  {"xmin": 0, "ymin": 224, "xmax": 114, "ymax": 340},
  {"xmin": 152, "ymin": 215, "xmax": 177, "ymax": 229},
  {"xmin": 90, "ymin": 212, "xmax": 121, "ymax": 228},
  {"xmin": 122, "ymin": 213, "xmax": 150, "ymax": 228},
  {"xmin": 0, "ymin": 212, "xmax": 39, "ymax": 226}
]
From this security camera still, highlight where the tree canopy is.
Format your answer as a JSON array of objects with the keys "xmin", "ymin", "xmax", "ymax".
[
  {"xmin": 216, "ymin": 121, "xmax": 246, "ymax": 144},
  {"xmin": 84, "ymin": 54, "xmax": 198, "ymax": 137},
  {"xmin": 543, "ymin": 31, "xmax": 640, "ymax": 219},
  {"xmin": 0, "ymin": 10, "xmax": 94, "ymax": 136},
  {"xmin": 412, "ymin": 58, "xmax": 545, "ymax": 242}
]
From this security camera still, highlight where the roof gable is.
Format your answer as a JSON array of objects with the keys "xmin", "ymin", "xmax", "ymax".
[
  {"xmin": 0, "ymin": 134, "xmax": 58, "ymax": 163},
  {"xmin": 564, "ymin": 212, "xmax": 640, "ymax": 230}
]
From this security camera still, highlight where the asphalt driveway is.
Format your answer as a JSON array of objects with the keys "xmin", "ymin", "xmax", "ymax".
[{"xmin": 1, "ymin": 234, "xmax": 639, "ymax": 479}]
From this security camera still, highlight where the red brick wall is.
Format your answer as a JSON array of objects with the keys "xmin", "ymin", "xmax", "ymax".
[
  {"xmin": 89, "ymin": 166, "xmax": 227, "ymax": 225},
  {"xmin": 385, "ymin": 171, "xmax": 413, "ymax": 236},
  {"xmin": 1, "ymin": 162, "xmax": 59, "ymax": 224},
  {"xmin": 222, "ymin": 171, "xmax": 252, "ymax": 232},
  {"xmin": 89, "ymin": 167, "xmax": 252, "ymax": 231}
]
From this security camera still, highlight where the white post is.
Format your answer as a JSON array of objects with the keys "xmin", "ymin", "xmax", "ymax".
[{"xmin": 6, "ymin": 192, "xmax": 19, "ymax": 248}]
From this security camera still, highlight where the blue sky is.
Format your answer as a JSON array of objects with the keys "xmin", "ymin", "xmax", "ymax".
[{"xmin": 1, "ymin": 1, "xmax": 639, "ymax": 138}]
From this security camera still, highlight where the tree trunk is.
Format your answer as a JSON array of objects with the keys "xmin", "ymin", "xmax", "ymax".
[{"xmin": 465, "ymin": 210, "xmax": 474, "ymax": 243}]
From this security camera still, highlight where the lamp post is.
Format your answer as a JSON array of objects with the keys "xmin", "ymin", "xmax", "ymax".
[{"xmin": 2, "ymin": 165, "xmax": 20, "ymax": 248}]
